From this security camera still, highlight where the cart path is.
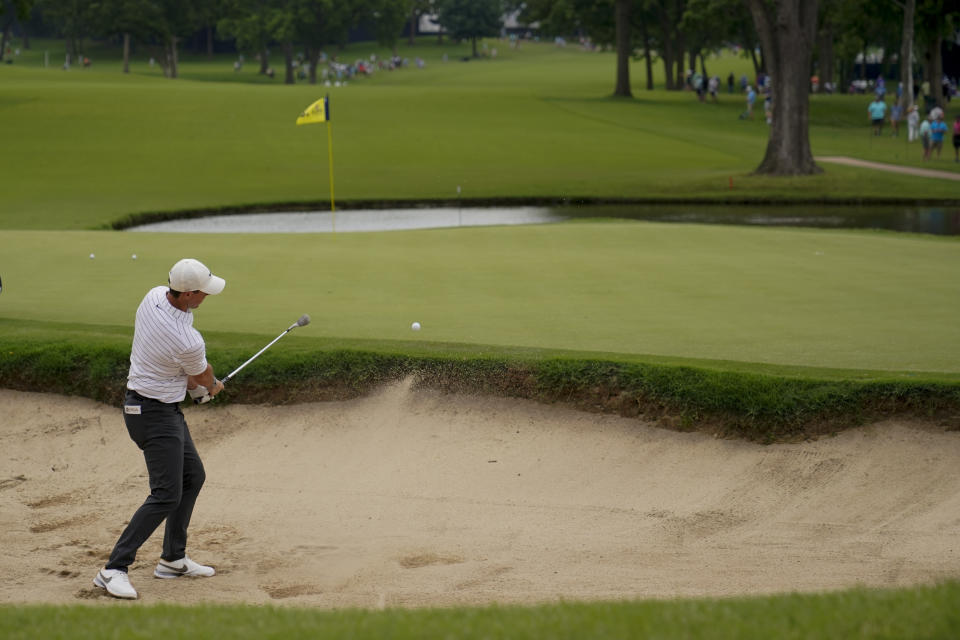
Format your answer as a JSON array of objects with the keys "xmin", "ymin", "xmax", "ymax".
[{"xmin": 817, "ymin": 156, "xmax": 960, "ymax": 181}]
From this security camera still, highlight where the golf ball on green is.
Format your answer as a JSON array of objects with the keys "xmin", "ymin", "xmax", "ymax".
[{"xmin": 411, "ymin": 322, "xmax": 421, "ymax": 331}]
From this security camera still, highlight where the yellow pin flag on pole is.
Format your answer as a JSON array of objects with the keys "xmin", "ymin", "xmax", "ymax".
[{"xmin": 296, "ymin": 95, "xmax": 336, "ymax": 229}]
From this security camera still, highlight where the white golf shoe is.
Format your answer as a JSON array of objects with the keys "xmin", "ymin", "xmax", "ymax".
[
  {"xmin": 93, "ymin": 568, "xmax": 138, "ymax": 599},
  {"xmin": 154, "ymin": 556, "xmax": 216, "ymax": 579}
]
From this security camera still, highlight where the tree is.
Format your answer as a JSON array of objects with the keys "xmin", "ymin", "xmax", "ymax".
[
  {"xmin": 148, "ymin": 0, "xmax": 197, "ymax": 78},
  {"xmin": 1, "ymin": 0, "xmax": 34, "ymax": 62},
  {"xmin": 915, "ymin": 0, "xmax": 960, "ymax": 109},
  {"xmin": 435, "ymin": 0, "xmax": 502, "ymax": 58},
  {"xmin": 89, "ymin": 0, "xmax": 159, "ymax": 73},
  {"xmin": 613, "ymin": 0, "xmax": 632, "ymax": 96},
  {"xmin": 653, "ymin": 0, "xmax": 686, "ymax": 89},
  {"xmin": 406, "ymin": 0, "xmax": 432, "ymax": 45},
  {"xmin": 892, "ymin": 0, "xmax": 916, "ymax": 111},
  {"xmin": 36, "ymin": 0, "xmax": 95, "ymax": 61},
  {"xmin": 744, "ymin": 0, "xmax": 820, "ymax": 175},
  {"xmin": 218, "ymin": 0, "xmax": 276, "ymax": 74},
  {"xmin": 368, "ymin": 0, "xmax": 408, "ymax": 55},
  {"xmin": 268, "ymin": 0, "xmax": 297, "ymax": 84}
]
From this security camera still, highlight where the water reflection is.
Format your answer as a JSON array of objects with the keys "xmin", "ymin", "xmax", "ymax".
[
  {"xmin": 127, "ymin": 207, "xmax": 565, "ymax": 234},
  {"xmin": 571, "ymin": 204, "xmax": 960, "ymax": 236},
  {"xmin": 127, "ymin": 204, "xmax": 960, "ymax": 236}
]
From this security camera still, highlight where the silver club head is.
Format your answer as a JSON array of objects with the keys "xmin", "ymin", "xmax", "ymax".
[{"xmin": 296, "ymin": 314, "xmax": 310, "ymax": 327}]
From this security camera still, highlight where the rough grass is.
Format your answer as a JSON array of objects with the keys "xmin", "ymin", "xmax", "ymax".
[{"xmin": 2, "ymin": 582, "xmax": 959, "ymax": 640}]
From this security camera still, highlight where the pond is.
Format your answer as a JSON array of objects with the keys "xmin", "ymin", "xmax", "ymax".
[{"xmin": 126, "ymin": 204, "xmax": 960, "ymax": 236}]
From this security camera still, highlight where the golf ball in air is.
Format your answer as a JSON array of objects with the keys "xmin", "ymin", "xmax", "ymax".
[
  {"xmin": 132, "ymin": 254, "xmax": 137, "ymax": 260},
  {"xmin": 411, "ymin": 322, "xmax": 421, "ymax": 331},
  {"xmin": 89, "ymin": 253, "xmax": 95, "ymax": 259}
]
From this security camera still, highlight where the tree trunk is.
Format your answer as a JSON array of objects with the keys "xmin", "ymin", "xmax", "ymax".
[
  {"xmin": 613, "ymin": 0, "xmax": 632, "ymax": 97},
  {"xmin": 640, "ymin": 19, "xmax": 653, "ymax": 90},
  {"xmin": 898, "ymin": 0, "xmax": 915, "ymax": 110},
  {"xmin": 170, "ymin": 35, "xmax": 178, "ymax": 78},
  {"xmin": 0, "ymin": 23, "xmax": 9, "ymax": 62},
  {"xmin": 408, "ymin": 6, "xmax": 416, "ymax": 45},
  {"xmin": 816, "ymin": 22, "xmax": 834, "ymax": 92},
  {"xmin": 749, "ymin": 45, "xmax": 760, "ymax": 77},
  {"xmin": 675, "ymin": 33, "xmax": 686, "ymax": 88},
  {"xmin": 471, "ymin": 36, "xmax": 477, "ymax": 57},
  {"xmin": 658, "ymin": 27, "xmax": 674, "ymax": 89},
  {"xmin": 307, "ymin": 47, "xmax": 320, "ymax": 84},
  {"xmin": 929, "ymin": 33, "xmax": 943, "ymax": 107},
  {"xmin": 745, "ymin": 0, "xmax": 821, "ymax": 176},
  {"xmin": 260, "ymin": 47, "xmax": 269, "ymax": 74},
  {"xmin": 284, "ymin": 42, "xmax": 294, "ymax": 84},
  {"xmin": 122, "ymin": 32, "xmax": 130, "ymax": 73}
]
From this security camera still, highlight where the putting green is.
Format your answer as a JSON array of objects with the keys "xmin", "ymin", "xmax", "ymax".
[{"xmin": 2, "ymin": 221, "xmax": 958, "ymax": 372}]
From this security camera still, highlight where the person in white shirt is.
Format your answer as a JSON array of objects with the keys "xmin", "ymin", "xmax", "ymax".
[
  {"xmin": 907, "ymin": 105, "xmax": 920, "ymax": 141},
  {"xmin": 93, "ymin": 258, "xmax": 226, "ymax": 599}
]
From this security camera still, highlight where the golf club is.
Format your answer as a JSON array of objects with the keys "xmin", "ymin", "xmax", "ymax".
[{"xmin": 194, "ymin": 314, "xmax": 310, "ymax": 403}]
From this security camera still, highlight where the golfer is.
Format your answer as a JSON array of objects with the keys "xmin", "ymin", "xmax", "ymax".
[{"xmin": 93, "ymin": 258, "xmax": 226, "ymax": 599}]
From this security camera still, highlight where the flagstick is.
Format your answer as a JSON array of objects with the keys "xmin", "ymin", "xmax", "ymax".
[{"xmin": 326, "ymin": 119, "xmax": 335, "ymax": 232}]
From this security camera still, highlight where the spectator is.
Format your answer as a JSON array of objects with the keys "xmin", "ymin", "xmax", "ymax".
[
  {"xmin": 930, "ymin": 111, "xmax": 948, "ymax": 159},
  {"xmin": 740, "ymin": 85, "xmax": 756, "ymax": 119},
  {"xmin": 889, "ymin": 102, "xmax": 902, "ymax": 137},
  {"xmin": 919, "ymin": 113, "xmax": 932, "ymax": 161},
  {"xmin": 708, "ymin": 75, "xmax": 719, "ymax": 102},
  {"xmin": 693, "ymin": 72, "xmax": 704, "ymax": 101},
  {"xmin": 868, "ymin": 96, "xmax": 887, "ymax": 135},
  {"xmin": 906, "ymin": 105, "xmax": 920, "ymax": 141},
  {"xmin": 740, "ymin": 74, "xmax": 747, "ymax": 93},
  {"xmin": 953, "ymin": 114, "xmax": 960, "ymax": 162},
  {"xmin": 727, "ymin": 72, "xmax": 734, "ymax": 94}
]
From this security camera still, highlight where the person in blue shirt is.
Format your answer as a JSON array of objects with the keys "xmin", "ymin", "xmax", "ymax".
[
  {"xmin": 868, "ymin": 98, "xmax": 887, "ymax": 135},
  {"xmin": 930, "ymin": 112, "xmax": 948, "ymax": 159},
  {"xmin": 739, "ymin": 85, "xmax": 757, "ymax": 119}
]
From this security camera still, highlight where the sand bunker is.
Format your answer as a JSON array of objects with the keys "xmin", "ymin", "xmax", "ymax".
[{"xmin": 2, "ymin": 381, "xmax": 959, "ymax": 607}]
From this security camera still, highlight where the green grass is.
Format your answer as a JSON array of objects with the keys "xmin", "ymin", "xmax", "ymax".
[
  {"xmin": 2, "ymin": 37, "xmax": 960, "ymax": 634},
  {"xmin": 3, "ymin": 582, "xmax": 959, "ymax": 639},
  {"xmin": 0, "ymin": 39, "xmax": 957, "ymax": 231},
  {"xmin": 2, "ymin": 223, "xmax": 959, "ymax": 373}
]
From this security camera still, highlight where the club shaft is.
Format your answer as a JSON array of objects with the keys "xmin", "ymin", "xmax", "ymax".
[{"xmin": 222, "ymin": 324, "xmax": 296, "ymax": 383}]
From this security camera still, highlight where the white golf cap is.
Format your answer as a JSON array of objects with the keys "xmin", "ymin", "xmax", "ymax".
[{"xmin": 168, "ymin": 258, "xmax": 225, "ymax": 295}]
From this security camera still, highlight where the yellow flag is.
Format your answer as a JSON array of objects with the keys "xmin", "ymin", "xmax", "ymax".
[{"xmin": 296, "ymin": 96, "xmax": 329, "ymax": 125}]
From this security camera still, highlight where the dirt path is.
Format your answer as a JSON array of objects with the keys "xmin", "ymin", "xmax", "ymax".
[
  {"xmin": 816, "ymin": 155, "xmax": 960, "ymax": 180},
  {"xmin": 2, "ymin": 382, "xmax": 959, "ymax": 607}
]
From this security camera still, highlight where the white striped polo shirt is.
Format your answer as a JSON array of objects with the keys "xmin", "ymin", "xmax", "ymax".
[{"xmin": 127, "ymin": 286, "xmax": 209, "ymax": 403}]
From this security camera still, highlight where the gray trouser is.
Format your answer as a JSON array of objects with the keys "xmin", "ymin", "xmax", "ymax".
[{"xmin": 106, "ymin": 390, "xmax": 206, "ymax": 571}]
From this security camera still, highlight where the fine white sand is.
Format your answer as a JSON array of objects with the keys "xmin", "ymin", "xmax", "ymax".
[{"xmin": 2, "ymin": 381, "xmax": 959, "ymax": 606}]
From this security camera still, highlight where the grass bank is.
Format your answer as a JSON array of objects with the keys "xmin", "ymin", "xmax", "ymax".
[
  {"xmin": 3, "ymin": 582, "xmax": 959, "ymax": 639},
  {"xmin": 3, "ymin": 320, "xmax": 959, "ymax": 442}
]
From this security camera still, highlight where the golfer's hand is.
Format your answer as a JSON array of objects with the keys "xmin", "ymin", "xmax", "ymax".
[
  {"xmin": 188, "ymin": 385, "xmax": 211, "ymax": 404},
  {"xmin": 209, "ymin": 378, "xmax": 225, "ymax": 397}
]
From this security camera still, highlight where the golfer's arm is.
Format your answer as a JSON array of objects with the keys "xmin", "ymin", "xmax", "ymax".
[{"xmin": 187, "ymin": 364, "xmax": 223, "ymax": 395}]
